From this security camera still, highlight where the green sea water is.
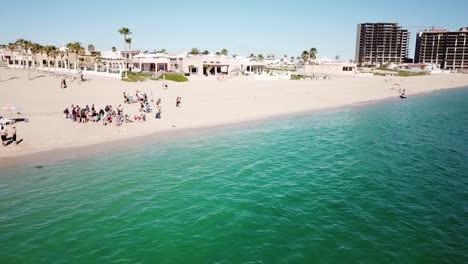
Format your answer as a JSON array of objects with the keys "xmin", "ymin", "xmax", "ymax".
[{"xmin": 1, "ymin": 88, "xmax": 468, "ymax": 263}]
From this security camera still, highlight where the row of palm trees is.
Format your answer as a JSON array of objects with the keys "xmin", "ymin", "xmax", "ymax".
[
  {"xmin": 189, "ymin": 48, "xmax": 210, "ymax": 55},
  {"xmin": 6, "ymin": 39, "xmax": 89, "ymax": 80},
  {"xmin": 247, "ymin": 48, "xmax": 317, "ymax": 63},
  {"xmin": 6, "ymin": 27, "xmax": 133, "ymax": 80},
  {"xmin": 301, "ymin": 48, "xmax": 318, "ymax": 63}
]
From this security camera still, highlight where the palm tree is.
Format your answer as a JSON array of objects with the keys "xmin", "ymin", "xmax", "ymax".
[
  {"xmin": 249, "ymin": 53, "xmax": 255, "ymax": 58},
  {"xmin": 159, "ymin": 48, "xmax": 167, "ymax": 54},
  {"xmin": 215, "ymin": 51, "xmax": 221, "ymax": 56},
  {"xmin": 309, "ymin": 48, "xmax": 317, "ymax": 61},
  {"xmin": 202, "ymin": 50, "xmax": 209, "ymax": 55},
  {"xmin": 290, "ymin": 56, "xmax": 295, "ymax": 62},
  {"xmin": 14, "ymin": 39, "xmax": 33, "ymax": 77},
  {"xmin": 220, "ymin": 49, "xmax": 228, "ymax": 56},
  {"xmin": 118, "ymin": 27, "xmax": 132, "ymax": 78},
  {"xmin": 59, "ymin": 49, "xmax": 66, "ymax": 73},
  {"xmin": 125, "ymin": 38, "xmax": 132, "ymax": 69},
  {"xmin": 21, "ymin": 40, "xmax": 33, "ymax": 78},
  {"xmin": 52, "ymin": 48, "xmax": 61, "ymax": 72},
  {"xmin": 88, "ymin": 44, "xmax": 95, "ymax": 54},
  {"xmin": 45, "ymin": 45, "xmax": 56, "ymax": 72},
  {"xmin": 335, "ymin": 55, "xmax": 340, "ymax": 61},
  {"xmin": 301, "ymin": 50, "xmax": 309, "ymax": 62},
  {"xmin": 37, "ymin": 45, "xmax": 45, "ymax": 69},
  {"xmin": 126, "ymin": 38, "xmax": 132, "ymax": 52},
  {"xmin": 112, "ymin": 46, "xmax": 117, "ymax": 52},
  {"xmin": 233, "ymin": 54, "xmax": 237, "ymax": 59},
  {"xmin": 15, "ymin": 39, "xmax": 28, "ymax": 69},
  {"xmin": 65, "ymin": 44, "xmax": 72, "ymax": 74},
  {"xmin": 258, "ymin": 54, "xmax": 264, "ymax": 61},
  {"xmin": 189, "ymin": 48, "xmax": 200, "ymax": 55},
  {"xmin": 30, "ymin": 43, "xmax": 42, "ymax": 74},
  {"xmin": 7, "ymin": 43, "xmax": 16, "ymax": 65},
  {"xmin": 67, "ymin": 42, "xmax": 83, "ymax": 71}
]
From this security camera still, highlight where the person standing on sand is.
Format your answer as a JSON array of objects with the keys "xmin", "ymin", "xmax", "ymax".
[
  {"xmin": 11, "ymin": 126, "xmax": 17, "ymax": 144},
  {"xmin": 1, "ymin": 126, "xmax": 8, "ymax": 147},
  {"xmin": 117, "ymin": 104, "xmax": 123, "ymax": 115},
  {"xmin": 61, "ymin": 77, "xmax": 67, "ymax": 88},
  {"xmin": 155, "ymin": 106, "xmax": 162, "ymax": 119}
]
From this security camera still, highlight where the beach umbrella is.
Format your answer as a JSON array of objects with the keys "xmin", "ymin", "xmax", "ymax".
[{"xmin": 1, "ymin": 104, "xmax": 22, "ymax": 117}]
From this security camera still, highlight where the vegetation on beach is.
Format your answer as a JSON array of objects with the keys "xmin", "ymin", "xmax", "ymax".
[
  {"xmin": 267, "ymin": 67, "xmax": 294, "ymax": 72},
  {"xmin": 374, "ymin": 71, "xmax": 428, "ymax": 77},
  {"xmin": 397, "ymin": 71, "xmax": 428, "ymax": 77},
  {"xmin": 122, "ymin": 72, "xmax": 189, "ymax": 82},
  {"xmin": 291, "ymin": 75, "xmax": 304, "ymax": 80},
  {"xmin": 374, "ymin": 72, "xmax": 387, "ymax": 76},
  {"xmin": 157, "ymin": 74, "xmax": 188, "ymax": 82},
  {"xmin": 377, "ymin": 65, "xmax": 397, "ymax": 72},
  {"xmin": 122, "ymin": 72, "xmax": 152, "ymax": 82}
]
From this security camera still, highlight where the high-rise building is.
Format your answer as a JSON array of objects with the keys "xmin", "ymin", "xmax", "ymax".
[
  {"xmin": 414, "ymin": 27, "xmax": 468, "ymax": 70},
  {"xmin": 355, "ymin": 23, "xmax": 410, "ymax": 66}
]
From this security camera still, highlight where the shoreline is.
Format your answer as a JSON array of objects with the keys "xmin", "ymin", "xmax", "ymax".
[{"xmin": 1, "ymin": 84, "xmax": 467, "ymax": 169}]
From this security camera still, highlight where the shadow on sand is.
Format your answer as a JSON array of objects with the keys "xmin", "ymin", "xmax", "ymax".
[
  {"xmin": 30, "ymin": 75, "xmax": 46, "ymax": 80},
  {"xmin": 0, "ymin": 77, "xmax": 20, "ymax": 82}
]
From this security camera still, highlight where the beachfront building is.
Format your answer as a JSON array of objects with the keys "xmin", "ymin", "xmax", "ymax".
[
  {"xmin": 131, "ymin": 52, "xmax": 169, "ymax": 72},
  {"xmin": 167, "ymin": 53, "xmax": 186, "ymax": 73},
  {"xmin": 183, "ymin": 55, "xmax": 266, "ymax": 76},
  {"xmin": 304, "ymin": 62, "xmax": 358, "ymax": 77},
  {"xmin": 100, "ymin": 50, "xmax": 122, "ymax": 60},
  {"xmin": 0, "ymin": 46, "xmax": 124, "ymax": 78},
  {"xmin": 395, "ymin": 63, "xmax": 443, "ymax": 74},
  {"xmin": 113, "ymin": 52, "xmax": 186, "ymax": 73},
  {"xmin": 414, "ymin": 27, "xmax": 468, "ymax": 70},
  {"xmin": 0, "ymin": 48, "xmax": 83, "ymax": 71},
  {"xmin": 355, "ymin": 23, "xmax": 410, "ymax": 66}
]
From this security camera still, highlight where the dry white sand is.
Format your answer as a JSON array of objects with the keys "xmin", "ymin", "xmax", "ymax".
[{"xmin": 1, "ymin": 68, "xmax": 467, "ymax": 160}]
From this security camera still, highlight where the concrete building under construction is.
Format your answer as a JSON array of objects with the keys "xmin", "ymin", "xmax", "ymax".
[
  {"xmin": 414, "ymin": 27, "xmax": 468, "ymax": 70},
  {"xmin": 355, "ymin": 23, "xmax": 410, "ymax": 66}
]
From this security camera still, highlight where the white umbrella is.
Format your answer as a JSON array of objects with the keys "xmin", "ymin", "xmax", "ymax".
[{"xmin": 1, "ymin": 104, "xmax": 22, "ymax": 117}]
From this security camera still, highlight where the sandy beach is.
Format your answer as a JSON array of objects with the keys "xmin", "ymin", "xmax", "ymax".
[{"xmin": 1, "ymin": 68, "xmax": 467, "ymax": 161}]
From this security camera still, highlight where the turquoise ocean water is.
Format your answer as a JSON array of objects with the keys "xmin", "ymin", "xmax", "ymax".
[{"xmin": 1, "ymin": 88, "xmax": 468, "ymax": 263}]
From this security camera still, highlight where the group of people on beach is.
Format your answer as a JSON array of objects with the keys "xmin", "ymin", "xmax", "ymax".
[
  {"xmin": 1, "ymin": 125, "xmax": 18, "ymax": 147},
  {"xmin": 124, "ymin": 90, "xmax": 164, "ymax": 120},
  {"xmin": 123, "ymin": 91, "xmax": 148, "ymax": 104},
  {"xmin": 63, "ymin": 103, "xmax": 146, "ymax": 126},
  {"xmin": 61, "ymin": 86, "xmax": 184, "ymax": 127}
]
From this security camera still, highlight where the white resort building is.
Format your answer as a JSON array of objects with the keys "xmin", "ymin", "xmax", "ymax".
[
  {"xmin": 303, "ymin": 61, "xmax": 358, "ymax": 77},
  {"xmin": 182, "ymin": 55, "xmax": 266, "ymax": 76}
]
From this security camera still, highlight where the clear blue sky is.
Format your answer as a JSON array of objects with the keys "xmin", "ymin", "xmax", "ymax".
[{"xmin": 1, "ymin": 0, "xmax": 467, "ymax": 60}]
